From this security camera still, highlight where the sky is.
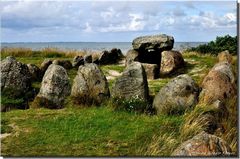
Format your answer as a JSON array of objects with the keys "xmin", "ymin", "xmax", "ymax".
[{"xmin": 0, "ymin": 0, "xmax": 237, "ymax": 42}]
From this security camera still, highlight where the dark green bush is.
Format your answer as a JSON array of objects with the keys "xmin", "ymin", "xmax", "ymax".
[{"xmin": 188, "ymin": 35, "xmax": 237, "ymax": 55}]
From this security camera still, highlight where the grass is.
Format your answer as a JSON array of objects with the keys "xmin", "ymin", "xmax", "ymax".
[
  {"xmin": 1, "ymin": 106, "xmax": 183, "ymax": 156},
  {"xmin": 1, "ymin": 49, "xmax": 238, "ymax": 156}
]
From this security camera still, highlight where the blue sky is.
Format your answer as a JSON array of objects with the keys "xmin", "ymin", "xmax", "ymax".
[{"xmin": 0, "ymin": 0, "xmax": 237, "ymax": 42}]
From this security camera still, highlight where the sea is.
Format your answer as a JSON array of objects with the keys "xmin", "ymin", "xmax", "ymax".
[{"xmin": 1, "ymin": 42, "xmax": 207, "ymax": 55}]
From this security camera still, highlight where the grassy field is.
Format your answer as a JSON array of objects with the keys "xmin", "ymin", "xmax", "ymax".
[{"xmin": 0, "ymin": 48, "xmax": 237, "ymax": 156}]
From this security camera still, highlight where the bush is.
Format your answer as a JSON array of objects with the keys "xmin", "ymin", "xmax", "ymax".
[{"xmin": 188, "ymin": 35, "xmax": 237, "ymax": 55}]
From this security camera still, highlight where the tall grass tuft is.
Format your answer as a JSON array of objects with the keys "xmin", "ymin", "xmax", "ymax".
[
  {"xmin": 138, "ymin": 133, "xmax": 179, "ymax": 156},
  {"xmin": 179, "ymin": 104, "xmax": 218, "ymax": 142}
]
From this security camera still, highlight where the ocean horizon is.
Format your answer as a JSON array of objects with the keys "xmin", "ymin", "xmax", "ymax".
[{"xmin": 1, "ymin": 42, "xmax": 207, "ymax": 54}]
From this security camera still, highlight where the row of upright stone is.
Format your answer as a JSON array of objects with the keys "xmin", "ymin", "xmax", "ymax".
[{"xmin": 126, "ymin": 34, "xmax": 184, "ymax": 79}]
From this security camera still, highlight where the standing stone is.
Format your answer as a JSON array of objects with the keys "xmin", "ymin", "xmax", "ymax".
[
  {"xmin": 172, "ymin": 131, "xmax": 232, "ymax": 156},
  {"xmin": 132, "ymin": 34, "xmax": 174, "ymax": 51},
  {"xmin": 40, "ymin": 59, "xmax": 52, "ymax": 74},
  {"xmin": 34, "ymin": 64, "xmax": 71, "ymax": 109},
  {"xmin": 125, "ymin": 49, "xmax": 140, "ymax": 66},
  {"xmin": 1, "ymin": 56, "xmax": 32, "ymax": 98},
  {"xmin": 160, "ymin": 50, "xmax": 184, "ymax": 76},
  {"xmin": 71, "ymin": 63, "xmax": 110, "ymax": 105},
  {"xmin": 52, "ymin": 59, "xmax": 72, "ymax": 69},
  {"xmin": 142, "ymin": 63, "xmax": 159, "ymax": 79},
  {"xmin": 27, "ymin": 63, "xmax": 42, "ymax": 81},
  {"xmin": 72, "ymin": 56, "xmax": 84, "ymax": 68},
  {"xmin": 199, "ymin": 61, "xmax": 236, "ymax": 104},
  {"xmin": 218, "ymin": 50, "xmax": 232, "ymax": 63},
  {"xmin": 84, "ymin": 54, "xmax": 92, "ymax": 64},
  {"xmin": 99, "ymin": 48, "xmax": 123, "ymax": 65},
  {"xmin": 112, "ymin": 62, "xmax": 149, "ymax": 101},
  {"xmin": 211, "ymin": 62, "xmax": 235, "ymax": 83},
  {"xmin": 153, "ymin": 74, "xmax": 199, "ymax": 115}
]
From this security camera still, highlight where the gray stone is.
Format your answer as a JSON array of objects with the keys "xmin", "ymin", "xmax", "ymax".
[
  {"xmin": 160, "ymin": 50, "xmax": 184, "ymax": 75},
  {"xmin": 125, "ymin": 49, "xmax": 140, "ymax": 66},
  {"xmin": 132, "ymin": 34, "xmax": 174, "ymax": 51},
  {"xmin": 71, "ymin": 63, "xmax": 110, "ymax": 105},
  {"xmin": 142, "ymin": 63, "xmax": 159, "ymax": 79},
  {"xmin": 35, "ymin": 64, "xmax": 71, "ymax": 109},
  {"xmin": 1, "ymin": 56, "xmax": 32, "ymax": 98},
  {"xmin": 27, "ymin": 63, "xmax": 42, "ymax": 81},
  {"xmin": 112, "ymin": 62, "xmax": 149, "ymax": 101},
  {"xmin": 99, "ymin": 48, "xmax": 123, "ymax": 65},
  {"xmin": 172, "ymin": 131, "xmax": 232, "ymax": 156},
  {"xmin": 40, "ymin": 59, "xmax": 52, "ymax": 74},
  {"xmin": 52, "ymin": 59, "xmax": 72, "ymax": 69},
  {"xmin": 153, "ymin": 74, "xmax": 199, "ymax": 115},
  {"xmin": 72, "ymin": 55, "xmax": 84, "ymax": 68},
  {"xmin": 84, "ymin": 54, "xmax": 92, "ymax": 64}
]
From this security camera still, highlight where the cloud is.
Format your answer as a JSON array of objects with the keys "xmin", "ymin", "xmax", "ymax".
[{"xmin": 0, "ymin": 1, "xmax": 237, "ymax": 42}]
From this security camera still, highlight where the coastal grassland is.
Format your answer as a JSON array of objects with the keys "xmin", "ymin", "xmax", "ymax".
[
  {"xmin": 1, "ymin": 106, "xmax": 183, "ymax": 156},
  {"xmin": 1, "ymin": 49, "xmax": 238, "ymax": 156}
]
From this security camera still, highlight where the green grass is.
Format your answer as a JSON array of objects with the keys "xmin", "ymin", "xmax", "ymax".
[{"xmin": 1, "ymin": 106, "xmax": 183, "ymax": 156}]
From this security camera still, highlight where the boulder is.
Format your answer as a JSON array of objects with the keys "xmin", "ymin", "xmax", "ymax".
[
  {"xmin": 52, "ymin": 59, "xmax": 72, "ymax": 69},
  {"xmin": 142, "ymin": 63, "xmax": 159, "ymax": 79},
  {"xmin": 34, "ymin": 64, "xmax": 71, "ymax": 109},
  {"xmin": 218, "ymin": 50, "xmax": 232, "ymax": 63},
  {"xmin": 172, "ymin": 131, "xmax": 232, "ymax": 156},
  {"xmin": 211, "ymin": 62, "xmax": 235, "ymax": 83},
  {"xmin": 71, "ymin": 63, "xmax": 110, "ymax": 105},
  {"xmin": 84, "ymin": 54, "xmax": 92, "ymax": 64},
  {"xmin": 40, "ymin": 59, "xmax": 52, "ymax": 73},
  {"xmin": 200, "ymin": 70, "xmax": 236, "ymax": 104},
  {"xmin": 200, "ymin": 62, "xmax": 236, "ymax": 104},
  {"xmin": 27, "ymin": 64, "xmax": 42, "ymax": 81},
  {"xmin": 125, "ymin": 49, "xmax": 140, "ymax": 66},
  {"xmin": 132, "ymin": 34, "xmax": 174, "ymax": 51},
  {"xmin": 72, "ymin": 55, "xmax": 84, "ymax": 68},
  {"xmin": 160, "ymin": 50, "xmax": 184, "ymax": 75},
  {"xmin": 99, "ymin": 48, "xmax": 123, "ymax": 65},
  {"xmin": 1, "ymin": 56, "xmax": 32, "ymax": 98},
  {"xmin": 112, "ymin": 62, "xmax": 149, "ymax": 101},
  {"xmin": 153, "ymin": 74, "xmax": 199, "ymax": 115}
]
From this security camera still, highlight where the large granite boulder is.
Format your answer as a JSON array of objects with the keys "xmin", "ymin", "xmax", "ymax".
[
  {"xmin": 160, "ymin": 50, "xmax": 184, "ymax": 75},
  {"xmin": 27, "ymin": 63, "xmax": 42, "ymax": 81},
  {"xmin": 1, "ymin": 56, "xmax": 32, "ymax": 98},
  {"xmin": 84, "ymin": 54, "xmax": 92, "ymax": 64},
  {"xmin": 52, "ymin": 59, "xmax": 72, "ymax": 69},
  {"xmin": 125, "ymin": 49, "xmax": 140, "ymax": 66},
  {"xmin": 99, "ymin": 48, "xmax": 123, "ymax": 65},
  {"xmin": 142, "ymin": 63, "xmax": 159, "ymax": 79},
  {"xmin": 112, "ymin": 62, "xmax": 149, "ymax": 101},
  {"xmin": 172, "ymin": 131, "xmax": 232, "ymax": 156},
  {"xmin": 199, "ymin": 66, "xmax": 236, "ymax": 104},
  {"xmin": 218, "ymin": 50, "xmax": 232, "ymax": 63},
  {"xmin": 72, "ymin": 55, "xmax": 84, "ymax": 68},
  {"xmin": 153, "ymin": 74, "xmax": 199, "ymax": 115},
  {"xmin": 40, "ymin": 59, "xmax": 52, "ymax": 74},
  {"xmin": 211, "ymin": 62, "xmax": 235, "ymax": 83},
  {"xmin": 34, "ymin": 64, "xmax": 71, "ymax": 109},
  {"xmin": 132, "ymin": 34, "xmax": 174, "ymax": 51},
  {"xmin": 71, "ymin": 63, "xmax": 110, "ymax": 105}
]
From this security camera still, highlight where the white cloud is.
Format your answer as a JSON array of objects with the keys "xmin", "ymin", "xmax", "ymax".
[{"xmin": 83, "ymin": 22, "xmax": 93, "ymax": 33}]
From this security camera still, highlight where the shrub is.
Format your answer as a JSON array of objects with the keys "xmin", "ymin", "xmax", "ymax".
[{"xmin": 188, "ymin": 35, "xmax": 237, "ymax": 55}]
